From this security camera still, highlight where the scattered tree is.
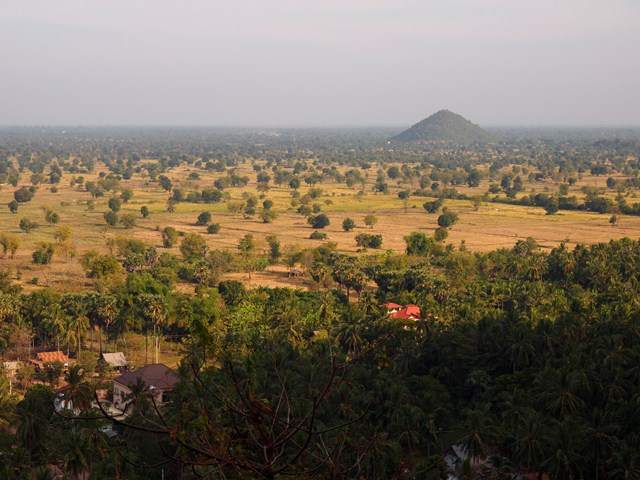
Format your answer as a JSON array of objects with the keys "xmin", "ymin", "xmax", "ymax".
[
  {"xmin": 308, "ymin": 213, "xmax": 330, "ymax": 229},
  {"xmin": 364, "ymin": 214, "xmax": 377, "ymax": 229},
  {"xmin": 19, "ymin": 218, "xmax": 39, "ymax": 233},
  {"xmin": 342, "ymin": 217, "xmax": 356, "ymax": 232}
]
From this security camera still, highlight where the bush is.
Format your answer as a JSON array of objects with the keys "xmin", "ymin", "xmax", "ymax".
[
  {"xmin": 310, "ymin": 231, "xmax": 327, "ymax": 240},
  {"xmin": 355, "ymin": 233, "xmax": 382, "ymax": 249},
  {"xmin": 120, "ymin": 214, "xmax": 136, "ymax": 229},
  {"xmin": 434, "ymin": 227, "xmax": 449, "ymax": 242},
  {"xmin": 207, "ymin": 224, "xmax": 221, "ymax": 234},
  {"xmin": 423, "ymin": 199, "xmax": 443, "ymax": 213},
  {"xmin": 32, "ymin": 243, "xmax": 55, "ymax": 265},
  {"xmin": 141, "ymin": 206, "xmax": 150, "ymax": 218},
  {"xmin": 45, "ymin": 210, "xmax": 60, "ymax": 224},
  {"xmin": 19, "ymin": 218, "xmax": 39, "ymax": 233}
]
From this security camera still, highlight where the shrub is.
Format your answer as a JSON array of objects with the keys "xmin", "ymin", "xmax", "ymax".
[
  {"xmin": 32, "ymin": 243, "xmax": 55, "ymax": 265},
  {"xmin": 355, "ymin": 233, "xmax": 383, "ymax": 249},
  {"xmin": 19, "ymin": 218, "xmax": 39, "ymax": 233},
  {"xmin": 423, "ymin": 199, "xmax": 443, "ymax": 213},
  {"xmin": 434, "ymin": 227, "xmax": 449, "ymax": 242},
  {"xmin": 310, "ymin": 231, "xmax": 327, "ymax": 240},
  {"xmin": 120, "ymin": 214, "xmax": 137, "ymax": 229},
  {"xmin": 207, "ymin": 224, "xmax": 221, "ymax": 234}
]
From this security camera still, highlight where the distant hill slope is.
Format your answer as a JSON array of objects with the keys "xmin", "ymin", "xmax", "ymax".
[{"xmin": 391, "ymin": 110, "xmax": 497, "ymax": 144}]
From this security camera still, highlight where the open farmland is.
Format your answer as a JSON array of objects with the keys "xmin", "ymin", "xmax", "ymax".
[{"xmin": 1, "ymin": 127, "xmax": 640, "ymax": 292}]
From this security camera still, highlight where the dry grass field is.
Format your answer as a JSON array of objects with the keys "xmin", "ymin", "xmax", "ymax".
[{"xmin": 1, "ymin": 159, "xmax": 638, "ymax": 292}]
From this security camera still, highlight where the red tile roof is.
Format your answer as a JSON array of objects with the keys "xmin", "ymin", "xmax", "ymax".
[
  {"xmin": 388, "ymin": 304, "xmax": 422, "ymax": 320},
  {"xmin": 30, "ymin": 351, "xmax": 70, "ymax": 367},
  {"xmin": 384, "ymin": 302, "xmax": 403, "ymax": 309}
]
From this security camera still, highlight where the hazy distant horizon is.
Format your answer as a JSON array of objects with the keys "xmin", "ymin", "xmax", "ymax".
[
  {"xmin": 1, "ymin": 1, "xmax": 639, "ymax": 127},
  {"xmin": 1, "ymin": 122, "xmax": 640, "ymax": 130}
]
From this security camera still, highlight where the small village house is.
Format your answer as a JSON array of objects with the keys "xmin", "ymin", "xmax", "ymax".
[{"xmin": 113, "ymin": 363, "xmax": 179, "ymax": 411}]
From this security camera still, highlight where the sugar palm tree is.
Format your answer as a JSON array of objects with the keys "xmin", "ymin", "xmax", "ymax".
[{"xmin": 140, "ymin": 294, "xmax": 166, "ymax": 364}]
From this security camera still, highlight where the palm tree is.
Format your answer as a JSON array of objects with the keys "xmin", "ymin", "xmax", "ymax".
[
  {"xmin": 535, "ymin": 368, "xmax": 585, "ymax": 418},
  {"xmin": 71, "ymin": 314, "xmax": 90, "ymax": 357},
  {"xmin": 61, "ymin": 426, "xmax": 91, "ymax": 480},
  {"xmin": 0, "ymin": 375, "xmax": 16, "ymax": 427},
  {"xmin": 140, "ymin": 294, "xmax": 166, "ymax": 363},
  {"xmin": 61, "ymin": 316, "xmax": 78, "ymax": 358},
  {"xmin": 43, "ymin": 303, "xmax": 67, "ymax": 351},
  {"xmin": 458, "ymin": 405, "xmax": 497, "ymax": 462},
  {"xmin": 513, "ymin": 409, "xmax": 549, "ymax": 474},
  {"xmin": 64, "ymin": 365, "xmax": 92, "ymax": 413},
  {"xmin": 584, "ymin": 409, "xmax": 619, "ymax": 480},
  {"xmin": 542, "ymin": 417, "xmax": 586, "ymax": 480}
]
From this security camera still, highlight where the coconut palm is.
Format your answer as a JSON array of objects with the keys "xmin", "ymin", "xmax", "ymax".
[{"xmin": 60, "ymin": 426, "xmax": 91, "ymax": 480}]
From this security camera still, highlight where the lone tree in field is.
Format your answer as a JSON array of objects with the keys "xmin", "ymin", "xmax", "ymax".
[
  {"xmin": 0, "ymin": 233, "xmax": 20, "ymax": 258},
  {"xmin": 8, "ymin": 200, "xmax": 19, "ymax": 213},
  {"xmin": 45, "ymin": 209, "xmax": 60, "ymax": 225},
  {"xmin": 140, "ymin": 206, "xmax": 150, "ymax": 218},
  {"xmin": 364, "ymin": 213, "xmax": 377, "ymax": 229},
  {"xmin": 103, "ymin": 211, "xmax": 118, "ymax": 227},
  {"xmin": 14, "ymin": 186, "xmax": 35, "ymax": 203},
  {"xmin": 120, "ymin": 214, "xmax": 136, "ymax": 229},
  {"xmin": 342, "ymin": 218, "xmax": 356, "ymax": 232},
  {"xmin": 308, "ymin": 213, "xmax": 330, "ymax": 229},
  {"xmin": 437, "ymin": 210, "xmax": 459, "ymax": 228},
  {"xmin": 108, "ymin": 197, "xmax": 122, "ymax": 213},
  {"xmin": 196, "ymin": 212, "xmax": 211, "ymax": 226},
  {"xmin": 158, "ymin": 175, "xmax": 173, "ymax": 191}
]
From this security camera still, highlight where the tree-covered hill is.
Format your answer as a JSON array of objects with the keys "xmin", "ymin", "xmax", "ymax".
[{"xmin": 391, "ymin": 109, "xmax": 498, "ymax": 145}]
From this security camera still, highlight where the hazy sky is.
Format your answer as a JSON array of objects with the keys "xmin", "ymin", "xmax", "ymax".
[{"xmin": 1, "ymin": 0, "xmax": 639, "ymax": 127}]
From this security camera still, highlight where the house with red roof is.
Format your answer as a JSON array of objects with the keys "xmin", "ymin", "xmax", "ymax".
[
  {"xmin": 385, "ymin": 303, "xmax": 423, "ymax": 321},
  {"xmin": 113, "ymin": 363, "xmax": 179, "ymax": 410},
  {"xmin": 29, "ymin": 351, "xmax": 70, "ymax": 371}
]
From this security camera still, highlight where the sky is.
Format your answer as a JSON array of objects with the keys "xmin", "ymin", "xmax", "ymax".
[{"xmin": 1, "ymin": 0, "xmax": 639, "ymax": 127}]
